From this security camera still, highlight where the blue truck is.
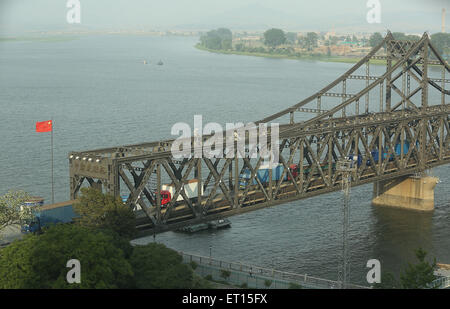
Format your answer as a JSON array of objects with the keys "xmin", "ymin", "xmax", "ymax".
[
  {"xmin": 347, "ymin": 141, "xmax": 414, "ymax": 167},
  {"xmin": 21, "ymin": 199, "xmax": 77, "ymax": 234},
  {"xmin": 20, "ymin": 197, "xmax": 44, "ymax": 233},
  {"xmin": 367, "ymin": 141, "xmax": 412, "ymax": 166},
  {"xmin": 239, "ymin": 163, "xmax": 287, "ymax": 189},
  {"xmin": 347, "ymin": 154, "xmax": 363, "ymax": 167}
]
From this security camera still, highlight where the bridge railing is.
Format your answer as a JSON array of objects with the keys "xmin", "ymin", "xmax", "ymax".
[{"xmin": 180, "ymin": 251, "xmax": 370, "ymax": 289}]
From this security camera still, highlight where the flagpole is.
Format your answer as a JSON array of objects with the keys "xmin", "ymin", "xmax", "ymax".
[{"xmin": 51, "ymin": 120, "xmax": 54, "ymax": 204}]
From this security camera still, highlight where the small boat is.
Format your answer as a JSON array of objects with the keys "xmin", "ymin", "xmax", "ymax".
[
  {"xmin": 208, "ymin": 219, "xmax": 231, "ymax": 229},
  {"xmin": 177, "ymin": 223, "xmax": 209, "ymax": 233},
  {"xmin": 176, "ymin": 219, "xmax": 231, "ymax": 233},
  {"xmin": 157, "ymin": 60, "xmax": 163, "ymax": 65}
]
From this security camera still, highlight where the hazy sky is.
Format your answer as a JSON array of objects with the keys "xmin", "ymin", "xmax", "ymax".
[{"xmin": 1, "ymin": 0, "xmax": 448, "ymax": 35}]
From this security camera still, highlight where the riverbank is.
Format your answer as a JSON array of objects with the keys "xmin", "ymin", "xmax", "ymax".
[
  {"xmin": 0, "ymin": 35, "xmax": 79, "ymax": 43},
  {"xmin": 195, "ymin": 44, "xmax": 387, "ymax": 65}
]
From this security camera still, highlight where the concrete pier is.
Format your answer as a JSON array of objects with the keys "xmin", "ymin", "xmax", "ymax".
[{"xmin": 372, "ymin": 175, "xmax": 439, "ymax": 211}]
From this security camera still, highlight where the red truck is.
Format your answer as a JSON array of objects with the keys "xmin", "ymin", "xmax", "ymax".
[{"xmin": 158, "ymin": 179, "xmax": 202, "ymax": 207}]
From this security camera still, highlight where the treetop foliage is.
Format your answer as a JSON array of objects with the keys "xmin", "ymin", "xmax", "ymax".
[
  {"xmin": 299, "ymin": 32, "xmax": 319, "ymax": 51},
  {"xmin": 374, "ymin": 248, "xmax": 437, "ymax": 289},
  {"xmin": 263, "ymin": 28, "xmax": 286, "ymax": 47},
  {"xmin": 430, "ymin": 32, "xmax": 450, "ymax": 57},
  {"xmin": 0, "ymin": 224, "xmax": 202, "ymax": 289},
  {"xmin": 0, "ymin": 190, "xmax": 34, "ymax": 232},
  {"xmin": 200, "ymin": 28, "xmax": 232, "ymax": 50},
  {"xmin": 400, "ymin": 248, "xmax": 437, "ymax": 289},
  {"xmin": 369, "ymin": 32, "xmax": 384, "ymax": 48},
  {"xmin": 0, "ymin": 224, "xmax": 134, "ymax": 288},
  {"xmin": 130, "ymin": 243, "xmax": 194, "ymax": 289},
  {"xmin": 73, "ymin": 187, "xmax": 136, "ymax": 239}
]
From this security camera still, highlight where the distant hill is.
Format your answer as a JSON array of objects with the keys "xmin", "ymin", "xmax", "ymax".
[
  {"xmin": 174, "ymin": 3, "xmax": 445, "ymax": 34},
  {"xmin": 174, "ymin": 3, "xmax": 330, "ymax": 31}
]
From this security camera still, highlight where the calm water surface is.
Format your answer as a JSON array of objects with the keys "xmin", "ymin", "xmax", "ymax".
[{"xmin": 0, "ymin": 35, "xmax": 448, "ymax": 284}]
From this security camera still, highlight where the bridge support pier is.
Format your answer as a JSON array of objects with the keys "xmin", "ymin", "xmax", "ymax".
[{"xmin": 372, "ymin": 175, "xmax": 439, "ymax": 211}]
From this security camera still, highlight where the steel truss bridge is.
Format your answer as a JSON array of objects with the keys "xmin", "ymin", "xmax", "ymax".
[{"xmin": 69, "ymin": 32, "xmax": 450, "ymax": 236}]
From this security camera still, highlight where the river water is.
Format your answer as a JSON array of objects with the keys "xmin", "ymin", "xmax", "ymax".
[{"xmin": 0, "ymin": 35, "xmax": 448, "ymax": 285}]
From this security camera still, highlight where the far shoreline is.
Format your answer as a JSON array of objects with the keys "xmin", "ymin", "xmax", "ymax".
[{"xmin": 194, "ymin": 43, "xmax": 388, "ymax": 65}]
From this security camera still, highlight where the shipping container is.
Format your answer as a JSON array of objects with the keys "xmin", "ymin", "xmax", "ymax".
[
  {"xmin": 160, "ymin": 179, "xmax": 202, "ymax": 206},
  {"xmin": 239, "ymin": 163, "xmax": 287, "ymax": 188}
]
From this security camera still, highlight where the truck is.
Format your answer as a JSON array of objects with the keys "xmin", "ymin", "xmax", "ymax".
[
  {"xmin": 21, "ymin": 199, "xmax": 77, "ymax": 234},
  {"xmin": 21, "ymin": 216, "xmax": 41, "ymax": 234},
  {"xmin": 20, "ymin": 197, "xmax": 44, "ymax": 234},
  {"xmin": 288, "ymin": 162, "xmax": 337, "ymax": 179},
  {"xmin": 367, "ymin": 141, "xmax": 414, "ymax": 166},
  {"xmin": 348, "ymin": 154, "xmax": 363, "ymax": 167},
  {"xmin": 239, "ymin": 163, "xmax": 287, "ymax": 189},
  {"xmin": 159, "ymin": 179, "xmax": 202, "ymax": 207},
  {"xmin": 348, "ymin": 143, "xmax": 407, "ymax": 167}
]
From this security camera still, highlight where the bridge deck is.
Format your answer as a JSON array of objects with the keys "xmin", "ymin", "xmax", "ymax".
[{"xmin": 134, "ymin": 154, "xmax": 450, "ymax": 236}]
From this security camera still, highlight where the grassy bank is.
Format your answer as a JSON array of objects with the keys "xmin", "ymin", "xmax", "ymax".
[
  {"xmin": 0, "ymin": 36, "xmax": 79, "ymax": 43},
  {"xmin": 195, "ymin": 43, "xmax": 387, "ymax": 65}
]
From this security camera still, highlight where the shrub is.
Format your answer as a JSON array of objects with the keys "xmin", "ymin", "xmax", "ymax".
[
  {"xmin": 129, "ymin": 243, "xmax": 193, "ymax": 289},
  {"xmin": 73, "ymin": 188, "xmax": 136, "ymax": 239},
  {"xmin": 220, "ymin": 270, "xmax": 231, "ymax": 279},
  {"xmin": 0, "ymin": 224, "xmax": 133, "ymax": 288},
  {"xmin": 289, "ymin": 282, "xmax": 303, "ymax": 289}
]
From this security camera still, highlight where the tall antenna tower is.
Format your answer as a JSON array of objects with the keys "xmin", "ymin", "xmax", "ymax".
[
  {"xmin": 443, "ymin": 8, "xmax": 446, "ymax": 33},
  {"xmin": 336, "ymin": 158, "xmax": 356, "ymax": 289}
]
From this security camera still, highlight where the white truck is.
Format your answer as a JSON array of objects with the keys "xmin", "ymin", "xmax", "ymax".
[{"xmin": 160, "ymin": 179, "xmax": 202, "ymax": 206}]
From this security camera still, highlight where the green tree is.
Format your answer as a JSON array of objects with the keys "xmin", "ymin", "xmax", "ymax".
[
  {"xmin": 73, "ymin": 187, "xmax": 136, "ymax": 239},
  {"xmin": 285, "ymin": 32, "xmax": 298, "ymax": 44},
  {"xmin": 304, "ymin": 32, "xmax": 319, "ymax": 51},
  {"xmin": 0, "ymin": 190, "xmax": 34, "ymax": 233},
  {"xmin": 288, "ymin": 282, "xmax": 303, "ymax": 289},
  {"xmin": 392, "ymin": 32, "xmax": 406, "ymax": 40},
  {"xmin": 329, "ymin": 36, "xmax": 339, "ymax": 45},
  {"xmin": 0, "ymin": 224, "xmax": 134, "ymax": 288},
  {"xmin": 360, "ymin": 37, "xmax": 368, "ymax": 46},
  {"xmin": 400, "ymin": 248, "xmax": 437, "ymax": 289},
  {"xmin": 430, "ymin": 32, "xmax": 450, "ymax": 57},
  {"xmin": 264, "ymin": 28, "xmax": 286, "ymax": 47},
  {"xmin": 221, "ymin": 38, "xmax": 232, "ymax": 50},
  {"xmin": 369, "ymin": 32, "xmax": 383, "ymax": 47},
  {"xmin": 216, "ymin": 28, "xmax": 232, "ymax": 50},
  {"xmin": 235, "ymin": 43, "xmax": 244, "ymax": 51},
  {"xmin": 200, "ymin": 28, "xmax": 232, "ymax": 50},
  {"xmin": 201, "ymin": 31, "xmax": 221, "ymax": 49},
  {"xmin": 129, "ymin": 243, "xmax": 193, "ymax": 289},
  {"xmin": 373, "ymin": 271, "xmax": 398, "ymax": 289},
  {"xmin": 192, "ymin": 273, "xmax": 213, "ymax": 288}
]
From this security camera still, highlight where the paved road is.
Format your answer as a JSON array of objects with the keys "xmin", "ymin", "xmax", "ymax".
[{"xmin": 0, "ymin": 224, "xmax": 23, "ymax": 247}]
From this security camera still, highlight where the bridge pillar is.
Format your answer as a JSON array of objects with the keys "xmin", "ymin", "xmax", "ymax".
[{"xmin": 372, "ymin": 175, "xmax": 439, "ymax": 211}]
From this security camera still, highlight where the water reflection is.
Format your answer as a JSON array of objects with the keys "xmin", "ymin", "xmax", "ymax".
[{"xmin": 370, "ymin": 205, "xmax": 434, "ymax": 277}]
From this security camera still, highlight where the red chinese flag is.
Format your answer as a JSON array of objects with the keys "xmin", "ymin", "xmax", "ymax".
[{"xmin": 36, "ymin": 120, "xmax": 52, "ymax": 133}]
